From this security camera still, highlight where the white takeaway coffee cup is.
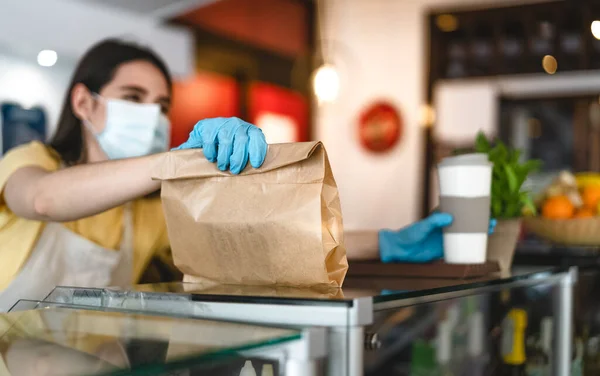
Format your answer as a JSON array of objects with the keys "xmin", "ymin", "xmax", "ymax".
[{"xmin": 437, "ymin": 153, "xmax": 493, "ymax": 264}]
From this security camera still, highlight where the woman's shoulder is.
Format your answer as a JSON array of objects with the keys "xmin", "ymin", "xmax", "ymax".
[
  {"xmin": 2, "ymin": 141, "xmax": 60, "ymax": 164},
  {"xmin": 4, "ymin": 140, "xmax": 60, "ymax": 158},
  {"xmin": 1, "ymin": 141, "xmax": 61, "ymax": 171}
]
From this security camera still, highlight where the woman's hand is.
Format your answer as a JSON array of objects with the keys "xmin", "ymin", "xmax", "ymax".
[
  {"xmin": 174, "ymin": 117, "xmax": 268, "ymax": 174},
  {"xmin": 378, "ymin": 214, "xmax": 497, "ymax": 263}
]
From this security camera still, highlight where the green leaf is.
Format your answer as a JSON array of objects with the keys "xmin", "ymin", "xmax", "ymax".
[
  {"xmin": 513, "ymin": 165, "xmax": 528, "ymax": 186},
  {"xmin": 504, "ymin": 165, "xmax": 519, "ymax": 193},
  {"xmin": 522, "ymin": 159, "xmax": 542, "ymax": 173},
  {"xmin": 508, "ymin": 149, "xmax": 521, "ymax": 164},
  {"xmin": 496, "ymin": 142, "xmax": 508, "ymax": 161},
  {"xmin": 522, "ymin": 196, "xmax": 537, "ymax": 216},
  {"xmin": 506, "ymin": 202, "xmax": 520, "ymax": 218},
  {"xmin": 492, "ymin": 199, "xmax": 503, "ymax": 218},
  {"xmin": 470, "ymin": 132, "xmax": 542, "ymax": 219},
  {"xmin": 491, "ymin": 183, "xmax": 503, "ymax": 198},
  {"xmin": 475, "ymin": 132, "xmax": 491, "ymax": 152}
]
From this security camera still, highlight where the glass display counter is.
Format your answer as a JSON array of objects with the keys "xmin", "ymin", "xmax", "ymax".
[
  {"xmin": 0, "ymin": 304, "xmax": 324, "ymax": 376},
  {"xmin": 28, "ymin": 267, "xmax": 576, "ymax": 376}
]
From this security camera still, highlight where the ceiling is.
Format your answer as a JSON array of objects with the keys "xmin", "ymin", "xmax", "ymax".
[
  {"xmin": 77, "ymin": 0, "xmax": 220, "ymax": 19},
  {"xmin": 177, "ymin": 0, "xmax": 308, "ymax": 57},
  {"xmin": 78, "ymin": 0, "xmax": 310, "ymax": 58}
]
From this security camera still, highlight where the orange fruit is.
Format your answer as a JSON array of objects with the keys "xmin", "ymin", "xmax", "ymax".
[
  {"xmin": 542, "ymin": 195, "xmax": 575, "ymax": 219},
  {"xmin": 574, "ymin": 208, "xmax": 594, "ymax": 218},
  {"xmin": 582, "ymin": 186, "xmax": 600, "ymax": 210}
]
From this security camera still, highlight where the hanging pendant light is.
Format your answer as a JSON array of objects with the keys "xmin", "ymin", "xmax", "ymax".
[
  {"xmin": 313, "ymin": 63, "xmax": 340, "ymax": 103},
  {"xmin": 312, "ymin": 0, "xmax": 341, "ymax": 104},
  {"xmin": 291, "ymin": 0, "xmax": 355, "ymax": 105}
]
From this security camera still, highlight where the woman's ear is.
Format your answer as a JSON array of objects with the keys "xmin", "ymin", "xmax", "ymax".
[{"xmin": 71, "ymin": 83, "xmax": 94, "ymax": 122}]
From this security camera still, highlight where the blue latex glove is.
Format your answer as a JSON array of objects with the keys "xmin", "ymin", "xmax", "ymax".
[
  {"xmin": 379, "ymin": 214, "xmax": 497, "ymax": 263},
  {"xmin": 174, "ymin": 117, "xmax": 268, "ymax": 174}
]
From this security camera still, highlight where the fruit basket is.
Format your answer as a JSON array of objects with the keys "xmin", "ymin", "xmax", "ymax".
[
  {"xmin": 523, "ymin": 216, "xmax": 600, "ymax": 246},
  {"xmin": 523, "ymin": 172, "xmax": 600, "ymax": 246}
]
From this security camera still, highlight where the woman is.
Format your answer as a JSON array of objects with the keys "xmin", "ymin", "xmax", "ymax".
[
  {"xmin": 0, "ymin": 39, "xmax": 267, "ymax": 310},
  {"xmin": 0, "ymin": 38, "xmax": 490, "ymax": 311}
]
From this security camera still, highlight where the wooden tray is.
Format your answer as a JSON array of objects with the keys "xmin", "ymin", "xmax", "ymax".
[{"xmin": 348, "ymin": 260, "xmax": 500, "ymax": 279}]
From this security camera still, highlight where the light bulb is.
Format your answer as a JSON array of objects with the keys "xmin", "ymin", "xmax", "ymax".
[
  {"xmin": 592, "ymin": 21, "xmax": 600, "ymax": 40},
  {"xmin": 419, "ymin": 104, "xmax": 436, "ymax": 127},
  {"xmin": 37, "ymin": 50, "xmax": 57, "ymax": 67},
  {"xmin": 542, "ymin": 55, "xmax": 557, "ymax": 74},
  {"xmin": 313, "ymin": 64, "xmax": 340, "ymax": 103}
]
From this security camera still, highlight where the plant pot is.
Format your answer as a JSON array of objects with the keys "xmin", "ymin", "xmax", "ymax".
[{"xmin": 487, "ymin": 218, "xmax": 522, "ymax": 276}]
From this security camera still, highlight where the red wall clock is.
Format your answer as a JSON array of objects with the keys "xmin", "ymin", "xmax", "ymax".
[{"xmin": 358, "ymin": 101, "xmax": 402, "ymax": 153}]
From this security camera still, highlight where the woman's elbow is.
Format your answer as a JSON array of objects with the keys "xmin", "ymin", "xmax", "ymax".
[
  {"xmin": 32, "ymin": 191, "xmax": 53, "ymax": 219},
  {"xmin": 5, "ymin": 168, "xmax": 57, "ymax": 221},
  {"xmin": 5, "ymin": 175, "xmax": 52, "ymax": 221}
]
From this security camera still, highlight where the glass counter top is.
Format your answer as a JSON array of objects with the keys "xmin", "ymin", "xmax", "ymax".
[
  {"xmin": 0, "ymin": 306, "xmax": 299, "ymax": 375},
  {"xmin": 43, "ymin": 266, "xmax": 570, "ymax": 308}
]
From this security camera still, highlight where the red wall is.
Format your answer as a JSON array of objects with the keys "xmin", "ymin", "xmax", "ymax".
[
  {"xmin": 249, "ymin": 82, "xmax": 308, "ymax": 142},
  {"xmin": 169, "ymin": 72, "xmax": 239, "ymax": 147},
  {"xmin": 169, "ymin": 72, "xmax": 309, "ymax": 147}
]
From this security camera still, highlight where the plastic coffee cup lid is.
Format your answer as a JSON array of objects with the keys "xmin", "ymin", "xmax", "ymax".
[{"xmin": 438, "ymin": 153, "xmax": 492, "ymax": 167}]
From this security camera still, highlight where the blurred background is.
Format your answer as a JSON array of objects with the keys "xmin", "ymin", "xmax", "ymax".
[{"xmin": 2, "ymin": 0, "xmax": 600, "ymax": 232}]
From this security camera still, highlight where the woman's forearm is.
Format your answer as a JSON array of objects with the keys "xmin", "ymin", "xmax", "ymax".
[
  {"xmin": 5, "ymin": 153, "xmax": 162, "ymax": 222},
  {"xmin": 344, "ymin": 230, "xmax": 380, "ymax": 260}
]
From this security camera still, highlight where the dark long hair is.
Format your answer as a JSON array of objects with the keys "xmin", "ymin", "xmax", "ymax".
[{"xmin": 49, "ymin": 39, "xmax": 172, "ymax": 165}]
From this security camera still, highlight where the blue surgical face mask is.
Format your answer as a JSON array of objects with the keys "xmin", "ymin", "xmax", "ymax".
[
  {"xmin": 84, "ymin": 96, "xmax": 171, "ymax": 160},
  {"xmin": 150, "ymin": 113, "xmax": 171, "ymax": 155}
]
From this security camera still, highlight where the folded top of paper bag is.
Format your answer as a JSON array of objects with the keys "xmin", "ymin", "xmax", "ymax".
[{"xmin": 152, "ymin": 142, "xmax": 323, "ymax": 181}]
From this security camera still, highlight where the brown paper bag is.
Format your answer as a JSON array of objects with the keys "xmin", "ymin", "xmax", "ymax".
[
  {"xmin": 180, "ymin": 283, "xmax": 346, "ymax": 300},
  {"xmin": 152, "ymin": 141, "xmax": 348, "ymax": 287}
]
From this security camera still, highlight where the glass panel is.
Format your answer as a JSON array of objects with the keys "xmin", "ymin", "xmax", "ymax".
[
  {"xmin": 0, "ymin": 306, "xmax": 299, "ymax": 375},
  {"xmin": 575, "ymin": 268, "xmax": 600, "ymax": 375},
  {"xmin": 364, "ymin": 281, "xmax": 562, "ymax": 375},
  {"xmin": 370, "ymin": 267, "xmax": 565, "ymax": 305}
]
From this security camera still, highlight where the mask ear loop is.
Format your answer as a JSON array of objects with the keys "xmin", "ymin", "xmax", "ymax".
[
  {"xmin": 81, "ymin": 92, "xmax": 104, "ymax": 136},
  {"xmin": 78, "ymin": 91, "xmax": 111, "ymax": 163}
]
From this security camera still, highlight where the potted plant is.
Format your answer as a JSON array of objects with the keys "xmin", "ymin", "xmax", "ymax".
[{"xmin": 456, "ymin": 132, "xmax": 541, "ymax": 275}]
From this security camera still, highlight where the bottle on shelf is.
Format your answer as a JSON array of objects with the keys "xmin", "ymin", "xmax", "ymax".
[
  {"xmin": 465, "ymin": 310, "xmax": 486, "ymax": 376},
  {"xmin": 526, "ymin": 14, "xmax": 556, "ymax": 73},
  {"xmin": 500, "ymin": 21, "xmax": 525, "ymax": 58},
  {"xmin": 540, "ymin": 317, "xmax": 553, "ymax": 371},
  {"xmin": 437, "ymin": 319, "xmax": 454, "ymax": 376},
  {"xmin": 410, "ymin": 339, "xmax": 437, "ymax": 376},
  {"xmin": 239, "ymin": 360, "xmax": 257, "ymax": 376},
  {"xmin": 530, "ymin": 16, "xmax": 555, "ymax": 56},
  {"xmin": 525, "ymin": 316, "xmax": 552, "ymax": 376},
  {"xmin": 499, "ymin": 308, "xmax": 528, "ymax": 376},
  {"xmin": 261, "ymin": 364, "xmax": 274, "ymax": 376},
  {"xmin": 445, "ymin": 29, "xmax": 468, "ymax": 78},
  {"xmin": 470, "ymin": 22, "xmax": 494, "ymax": 76},
  {"xmin": 448, "ymin": 302, "xmax": 468, "ymax": 366},
  {"xmin": 572, "ymin": 338, "xmax": 584, "ymax": 376},
  {"xmin": 558, "ymin": 9, "xmax": 583, "ymax": 71},
  {"xmin": 485, "ymin": 290, "xmax": 512, "ymax": 374}
]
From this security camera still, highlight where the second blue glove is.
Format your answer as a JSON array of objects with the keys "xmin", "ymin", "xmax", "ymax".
[{"xmin": 379, "ymin": 214, "xmax": 497, "ymax": 263}]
